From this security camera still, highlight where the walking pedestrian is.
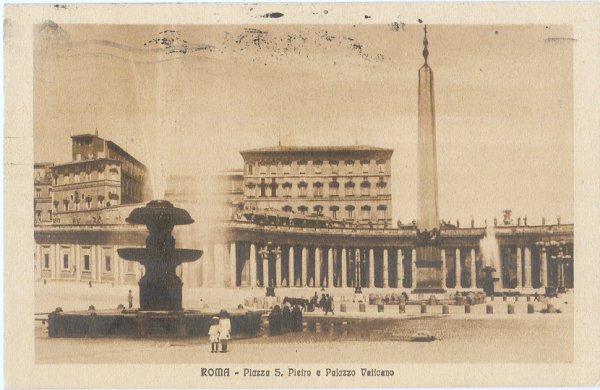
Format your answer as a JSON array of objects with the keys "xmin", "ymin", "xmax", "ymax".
[{"xmin": 127, "ymin": 290, "xmax": 133, "ymax": 309}]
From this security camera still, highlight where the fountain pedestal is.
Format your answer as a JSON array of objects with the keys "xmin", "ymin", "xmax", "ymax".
[{"xmin": 117, "ymin": 200, "xmax": 202, "ymax": 311}]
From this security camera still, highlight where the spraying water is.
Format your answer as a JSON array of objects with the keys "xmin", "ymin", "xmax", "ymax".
[{"xmin": 479, "ymin": 224, "xmax": 500, "ymax": 270}]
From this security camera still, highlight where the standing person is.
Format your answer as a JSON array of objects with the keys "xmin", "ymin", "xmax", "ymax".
[
  {"xmin": 208, "ymin": 317, "xmax": 220, "ymax": 353},
  {"xmin": 219, "ymin": 310, "xmax": 232, "ymax": 353},
  {"xmin": 127, "ymin": 290, "xmax": 133, "ymax": 309}
]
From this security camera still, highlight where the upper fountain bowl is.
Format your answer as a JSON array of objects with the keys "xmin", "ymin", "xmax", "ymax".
[{"xmin": 126, "ymin": 200, "xmax": 194, "ymax": 229}]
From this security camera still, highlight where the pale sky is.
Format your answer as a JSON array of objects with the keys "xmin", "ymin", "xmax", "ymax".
[{"xmin": 34, "ymin": 22, "xmax": 573, "ymax": 225}]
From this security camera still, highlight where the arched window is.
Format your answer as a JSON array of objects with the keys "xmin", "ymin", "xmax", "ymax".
[
  {"xmin": 298, "ymin": 205, "xmax": 308, "ymax": 215},
  {"xmin": 298, "ymin": 160, "xmax": 307, "ymax": 175},
  {"xmin": 282, "ymin": 182, "xmax": 292, "ymax": 197},
  {"xmin": 313, "ymin": 181, "xmax": 323, "ymax": 197},
  {"xmin": 283, "ymin": 161, "xmax": 291, "ymax": 175},
  {"xmin": 361, "ymin": 159, "xmax": 370, "ymax": 173},
  {"xmin": 344, "ymin": 181, "xmax": 355, "ymax": 196},
  {"xmin": 329, "ymin": 160, "xmax": 339, "ymax": 174},
  {"xmin": 376, "ymin": 177, "xmax": 387, "ymax": 195},
  {"xmin": 345, "ymin": 160, "xmax": 354, "ymax": 174},
  {"xmin": 245, "ymin": 182, "xmax": 256, "ymax": 197},
  {"xmin": 269, "ymin": 178, "xmax": 278, "ymax": 197},
  {"xmin": 282, "ymin": 205, "xmax": 293, "ymax": 213},
  {"xmin": 329, "ymin": 205, "xmax": 339, "ymax": 219},
  {"xmin": 345, "ymin": 205, "xmax": 355, "ymax": 220},
  {"xmin": 63, "ymin": 199, "xmax": 69, "ymax": 212},
  {"xmin": 361, "ymin": 205, "xmax": 371, "ymax": 220},
  {"xmin": 313, "ymin": 160, "xmax": 322, "ymax": 174},
  {"xmin": 329, "ymin": 179, "xmax": 339, "ymax": 196},
  {"xmin": 314, "ymin": 205, "xmax": 323, "ymax": 215},
  {"xmin": 298, "ymin": 181, "xmax": 308, "ymax": 197},
  {"xmin": 377, "ymin": 204, "xmax": 387, "ymax": 220},
  {"xmin": 361, "ymin": 179, "xmax": 371, "ymax": 196},
  {"xmin": 109, "ymin": 167, "xmax": 119, "ymax": 180}
]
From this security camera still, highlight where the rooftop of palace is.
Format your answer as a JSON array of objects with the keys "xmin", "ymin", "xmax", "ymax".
[{"xmin": 240, "ymin": 144, "xmax": 394, "ymax": 157}]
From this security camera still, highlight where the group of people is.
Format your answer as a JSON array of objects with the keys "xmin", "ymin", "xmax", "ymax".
[
  {"xmin": 269, "ymin": 303, "xmax": 304, "ymax": 334},
  {"xmin": 310, "ymin": 292, "xmax": 335, "ymax": 315},
  {"xmin": 208, "ymin": 310, "xmax": 232, "ymax": 353}
]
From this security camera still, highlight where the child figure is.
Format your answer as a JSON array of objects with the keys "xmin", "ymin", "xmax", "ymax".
[{"xmin": 208, "ymin": 317, "xmax": 220, "ymax": 353}]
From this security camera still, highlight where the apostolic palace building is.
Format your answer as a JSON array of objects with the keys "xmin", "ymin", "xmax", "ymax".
[{"xmin": 33, "ymin": 30, "xmax": 574, "ymax": 296}]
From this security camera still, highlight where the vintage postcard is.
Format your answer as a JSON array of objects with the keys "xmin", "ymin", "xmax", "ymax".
[{"xmin": 4, "ymin": 2, "xmax": 600, "ymax": 388}]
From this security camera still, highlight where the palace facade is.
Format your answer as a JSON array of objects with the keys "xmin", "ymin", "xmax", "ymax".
[{"xmin": 240, "ymin": 145, "xmax": 393, "ymax": 227}]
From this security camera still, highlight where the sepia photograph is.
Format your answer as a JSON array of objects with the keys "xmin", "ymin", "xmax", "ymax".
[{"xmin": 4, "ymin": 2, "xmax": 600, "ymax": 388}]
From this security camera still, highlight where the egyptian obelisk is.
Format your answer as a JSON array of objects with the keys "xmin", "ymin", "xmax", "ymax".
[{"xmin": 414, "ymin": 26, "xmax": 444, "ymax": 292}]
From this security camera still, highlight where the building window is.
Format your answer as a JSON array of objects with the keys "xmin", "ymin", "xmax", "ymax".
[
  {"xmin": 98, "ymin": 169, "xmax": 104, "ymax": 180},
  {"xmin": 313, "ymin": 182, "xmax": 323, "ymax": 197},
  {"xmin": 376, "ymin": 178, "xmax": 387, "ymax": 195},
  {"xmin": 298, "ymin": 181, "xmax": 308, "ymax": 197},
  {"xmin": 74, "ymin": 201, "xmax": 80, "ymax": 211},
  {"xmin": 361, "ymin": 179, "xmax": 371, "ymax": 196},
  {"xmin": 377, "ymin": 160, "xmax": 386, "ymax": 174},
  {"xmin": 298, "ymin": 205, "xmax": 308, "ymax": 215},
  {"xmin": 247, "ymin": 164, "xmax": 254, "ymax": 175},
  {"xmin": 86, "ymin": 196, "xmax": 92, "ymax": 209},
  {"xmin": 246, "ymin": 182, "xmax": 256, "ymax": 197},
  {"xmin": 63, "ymin": 175, "xmax": 70, "ymax": 185},
  {"xmin": 283, "ymin": 162, "xmax": 291, "ymax": 175},
  {"xmin": 109, "ymin": 167, "xmax": 119, "ymax": 180},
  {"xmin": 345, "ymin": 181, "xmax": 355, "ymax": 196},
  {"xmin": 361, "ymin": 159, "xmax": 370, "ymax": 174},
  {"xmin": 44, "ymin": 253, "xmax": 50, "ymax": 269},
  {"xmin": 282, "ymin": 182, "xmax": 292, "ymax": 197},
  {"xmin": 361, "ymin": 205, "xmax": 371, "ymax": 220},
  {"xmin": 35, "ymin": 188, "xmax": 42, "ymax": 198},
  {"xmin": 85, "ymin": 171, "xmax": 91, "ymax": 181},
  {"xmin": 105, "ymin": 255, "xmax": 111, "ymax": 272},
  {"xmin": 259, "ymin": 163, "xmax": 267, "ymax": 175},
  {"xmin": 53, "ymin": 201, "xmax": 59, "ymax": 212},
  {"xmin": 377, "ymin": 205, "xmax": 387, "ymax": 220},
  {"xmin": 330, "ymin": 160, "xmax": 339, "ymax": 174},
  {"xmin": 83, "ymin": 255, "xmax": 90, "ymax": 271},
  {"xmin": 345, "ymin": 205, "xmax": 355, "ymax": 220},
  {"xmin": 345, "ymin": 160, "xmax": 354, "ymax": 174},
  {"xmin": 63, "ymin": 253, "xmax": 69, "ymax": 269},
  {"xmin": 269, "ymin": 178, "xmax": 278, "ymax": 197},
  {"xmin": 98, "ymin": 195, "xmax": 105, "ymax": 208},
  {"xmin": 313, "ymin": 160, "xmax": 322, "ymax": 174},
  {"xmin": 74, "ymin": 174, "xmax": 80, "ymax": 183},
  {"xmin": 63, "ymin": 200, "xmax": 69, "ymax": 212},
  {"xmin": 298, "ymin": 160, "xmax": 307, "ymax": 175},
  {"xmin": 330, "ymin": 205, "xmax": 339, "ymax": 219},
  {"xmin": 282, "ymin": 205, "xmax": 293, "ymax": 213},
  {"xmin": 270, "ymin": 162, "xmax": 278, "ymax": 175},
  {"xmin": 329, "ymin": 180, "xmax": 339, "ymax": 196}
]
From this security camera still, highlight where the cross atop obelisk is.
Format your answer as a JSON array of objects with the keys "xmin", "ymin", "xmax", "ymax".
[{"xmin": 417, "ymin": 25, "xmax": 439, "ymax": 231}]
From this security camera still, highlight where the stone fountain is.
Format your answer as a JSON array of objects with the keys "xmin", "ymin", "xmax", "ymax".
[
  {"xmin": 47, "ymin": 200, "xmax": 262, "ymax": 338},
  {"xmin": 117, "ymin": 200, "xmax": 202, "ymax": 311}
]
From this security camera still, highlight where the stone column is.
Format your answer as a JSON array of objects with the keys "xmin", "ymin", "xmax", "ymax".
[
  {"xmin": 441, "ymin": 248, "xmax": 447, "ymax": 289},
  {"xmin": 328, "ymin": 248, "xmax": 334, "ymax": 287},
  {"xmin": 315, "ymin": 247, "xmax": 321, "ymax": 287},
  {"xmin": 397, "ymin": 249, "xmax": 404, "ymax": 288},
  {"xmin": 470, "ymin": 248, "xmax": 477, "ymax": 288},
  {"xmin": 516, "ymin": 246, "xmax": 522, "ymax": 288},
  {"xmin": 249, "ymin": 243, "xmax": 257, "ymax": 287},
  {"xmin": 411, "ymin": 248, "xmax": 417, "ymax": 289},
  {"xmin": 455, "ymin": 248, "xmax": 462, "ymax": 289},
  {"xmin": 524, "ymin": 246, "xmax": 532, "ymax": 288},
  {"xmin": 76, "ymin": 244, "xmax": 82, "ymax": 282},
  {"xmin": 274, "ymin": 246, "xmax": 282, "ymax": 287},
  {"xmin": 497, "ymin": 247, "xmax": 504, "ymax": 289},
  {"xmin": 230, "ymin": 242, "xmax": 237, "ymax": 288},
  {"xmin": 382, "ymin": 249, "xmax": 389, "ymax": 288},
  {"xmin": 301, "ymin": 247, "xmax": 308, "ymax": 287},
  {"xmin": 341, "ymin": 248, "xmax": 347, "ymax": 288},
  {"xmin": 259, "ymin": 245, "xmax": 269, "ymax": 287},
  {"xmin": 54, "ymin": 244, "xmax": 60, "ymax": 280},
  {"xmin": 288, "ymin": 246, "xmax": 295, "ymax": 287},
  {"xmin": 540, "ymin": 246, "xmax": 548, "ymax": 287},
  {"xmin": 369, "ymin": 248, "xmax": 375, "ymax": 288}
]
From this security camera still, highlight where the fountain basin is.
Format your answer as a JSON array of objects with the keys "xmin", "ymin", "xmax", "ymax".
[{"xmin": 47, "ymin": 308, "xmax": 263, "ymax": 338}]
